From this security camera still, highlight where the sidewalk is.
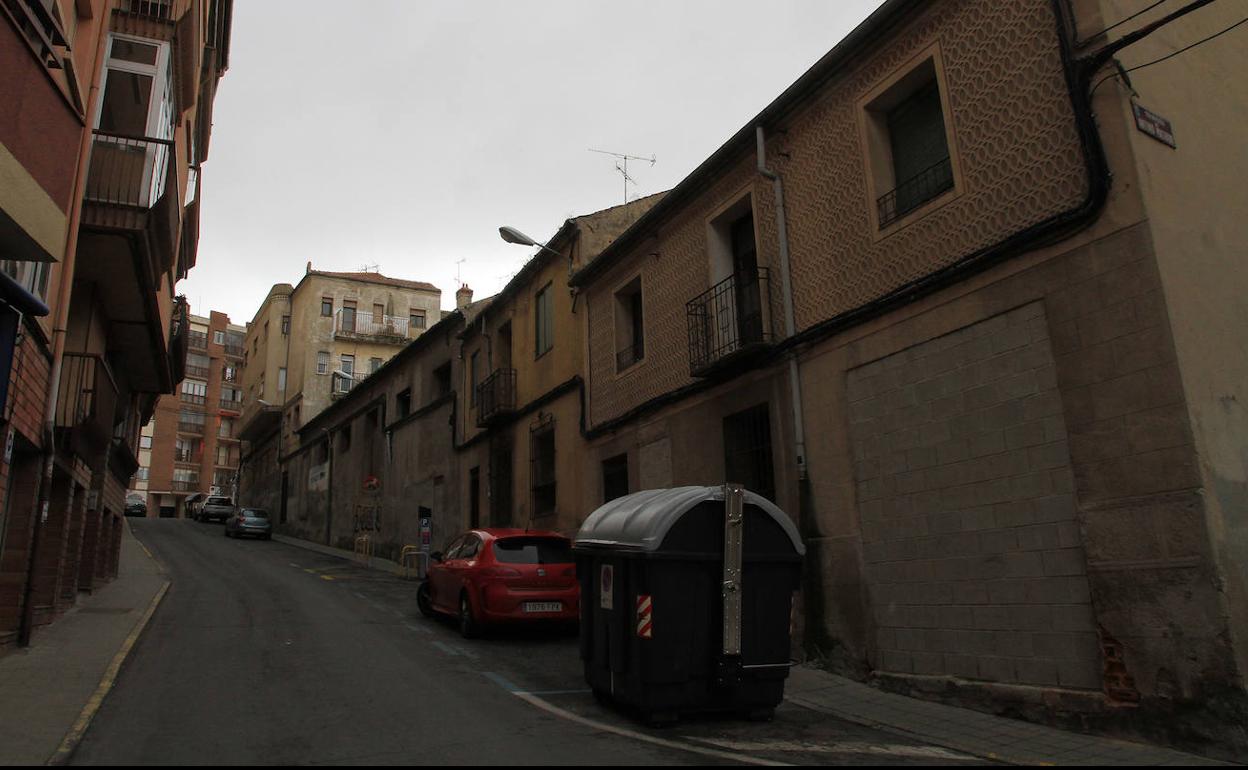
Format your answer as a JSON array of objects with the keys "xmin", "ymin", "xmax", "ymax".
[
  {"xmin": 785, "ymin": 666, "xmax": 1228, "ymax": 765},
  {"xmin": 0, "ymin": 519, "xmax": 168, "ymax": 766},
  {"xmin": 271, "ymin": 532, "xmax": 412, "ymax": 576}
]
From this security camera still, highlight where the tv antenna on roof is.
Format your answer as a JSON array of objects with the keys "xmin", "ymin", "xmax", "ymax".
[
  {"xmin": 455, "ymin": 258, "xmax": 466, "ymax": 288},
  {"xmin": 359, "ymin": 263, "xmax": 380, "ymax": 273},
  {"xmin": 589, "ymin": 148, "xmax": 656, "ymax": 205}
]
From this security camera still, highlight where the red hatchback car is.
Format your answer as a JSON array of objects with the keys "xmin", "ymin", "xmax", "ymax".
[{"xmin": 417, "ymin": 528, "xmax": 579, "ymax": 637}]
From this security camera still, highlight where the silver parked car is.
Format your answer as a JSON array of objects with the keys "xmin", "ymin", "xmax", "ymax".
[
  {"xmin": 199, "ymin": 496, "xmax": 235, "ymax": 524},
  {"xmin": 225, "ymin": 508, "xmax": 272, "ymax": 540}
]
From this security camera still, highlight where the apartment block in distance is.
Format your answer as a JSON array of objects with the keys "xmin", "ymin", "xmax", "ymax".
[
  {"xmin": 238, "ymin": 265, "xmax": 442, "ymax": 484},
  {"xmin": 0, "ymin": 0, "xmax": 232, "ymax": 648},
  {"xmin": 131, "ymin": 310, "xmax": 244, "ymax": 516}
]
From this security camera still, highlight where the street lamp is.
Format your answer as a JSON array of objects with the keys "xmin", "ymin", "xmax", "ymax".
[{"xmin": 498, "ymin": 226, "xmax": 562, "ymax": 259}]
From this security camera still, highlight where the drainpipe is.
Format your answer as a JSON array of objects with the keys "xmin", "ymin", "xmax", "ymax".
[
  {"xmin": 18, "ymin": 11, "xmax": 112, "ymax": 647},
  {"xmin": 756, "ymin": 126, "xmax": 808, "ymax": 482}
]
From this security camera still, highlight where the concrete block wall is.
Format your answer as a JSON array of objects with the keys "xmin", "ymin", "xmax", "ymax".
[{"xmin": 848, "ymin": 301, "xmax": 1100, "ymax": 689}]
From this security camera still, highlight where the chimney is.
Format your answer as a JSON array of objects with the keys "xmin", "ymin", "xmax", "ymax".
[
  {"xmin": 456, "ymin": 284, "xmax": 473, "ymax": 311},
  {"xmin": 306, "ymin": 261, "xmax": 312, "ymax": 274}
]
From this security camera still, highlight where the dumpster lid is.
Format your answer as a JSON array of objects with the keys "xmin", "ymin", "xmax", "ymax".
[{"xmin": 574, "ymin": 485, "xmax": 805, "ymax": 555}]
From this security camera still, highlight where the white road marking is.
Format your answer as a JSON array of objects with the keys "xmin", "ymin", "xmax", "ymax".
[
  {"xmin": 510, "ymin": 691, "xmax": 790, "ymax": 767},
  {"xmin": 403, "ymin": 622, "xmax": 432, "ymax": 635},
  {"xmin": 689, "ymin": 736, "xmax": 976, "ymax": 761}
]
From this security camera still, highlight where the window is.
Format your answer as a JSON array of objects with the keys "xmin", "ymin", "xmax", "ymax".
[
  {"xmin": 281, "ymin": 316, "xmax": 290, "ymax": 335},
  {"xmin": 174, "ymin": 437, "xmax": 199, "ymax": 463},
  {"xmin": 135, "ymin": 467, "xmax": 149, "ymax": 481},
  {"xmin": 219, "ymin": 419, "xmax": 233, "ymax": 438},
  {"xmin": 723, "ymin": 403, "xmax": 776, "ymax": 502},
  {"xmin": 94, "ymin": 34, "xmax": 173, "ymax": 208},
  {"xmin": 321, "ymin": 297, "xmax": 333, "ymax": 317},
  {"xmin": 433, "ymin": 363, "xmax": 451, "ymax": 400},
  {"xmin": 373, "ymin": 303, "xmax": 385, "ymax": 320},
  {"xmin": 1, "ymin": 261, "xmax": 51, "ymax": 301},
  {"xmin": 614, "ymin": 277, "xmax": 644, "ymax": 372},
  {"xmin": 213, "ymin": 330, "xmax": 224, "ymax": 345},
  {"xmin": 140, "ymin": 435, "xmax": 152, "ymax": 449},
  {"xmin": 277, "ymin": 367, "xmax": 287, "ymax": 393},
  {"xmin": 396, "ymin": 388, "xmax": 411, "ymax": 419},
  {"xmin": 341, "ymin": 300, "xmax": 357, "ymax": 333},
  {"xmin": 316, "ymin": 350, "xmax": 329, "ymax": 375},
  {"xmin": 409, "ymin": 310, "xmax": 426, "ymax": 330},
  {"xmin": 862, "ymin": 53, "xmax": 955, "ymax": 229},
  {"xmin": 534, "ymin": 283, "xmax": 554, "ymax": 357},
  {"xmin": 530, "ymin": 420, "xmax": 556, "ymax": 518},
  {"xmin": 223, "ymin": 365, "xmax": 238, "ymax": 383},
  {"xmin": 370, "ymin": 357, "xmax": 383, "ymax": 375},
  {"xmin": 602, "ymin": 454, "xmax": 629, "ymax": 503},
  {"xmin": 340, "ymin": 354, "xmax": 354, "ymax": 378}
]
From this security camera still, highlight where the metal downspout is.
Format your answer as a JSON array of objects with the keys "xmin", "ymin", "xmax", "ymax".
[{"xmin": 756, "ymin": 126, "xmax": 808, "ymax": 481}]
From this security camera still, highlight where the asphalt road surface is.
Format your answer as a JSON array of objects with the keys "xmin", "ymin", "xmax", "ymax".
[{"xmin": 71, "ymin": 519, "xmax": 990, "ymax": 765}]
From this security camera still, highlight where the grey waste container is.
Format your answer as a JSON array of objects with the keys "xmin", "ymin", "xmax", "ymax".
[{"xmin": 573, "ymin": 484, "xmax": 804, "ymax": 724}]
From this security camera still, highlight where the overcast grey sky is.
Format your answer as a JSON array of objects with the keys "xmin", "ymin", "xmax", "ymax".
[{"xmin": 182, "ymin": 0, "xmax": 886, "ymax": 322}]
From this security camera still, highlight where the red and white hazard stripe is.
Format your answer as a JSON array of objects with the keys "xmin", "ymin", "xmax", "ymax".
[{"xmin": 636, "ymin": 594, "xmax": 653, "ymax": 639}]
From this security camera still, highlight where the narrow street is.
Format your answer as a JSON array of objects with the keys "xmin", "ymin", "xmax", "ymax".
[{"xmin": 71, "ymin": 519, "xmax": 986, "ymax": 766}]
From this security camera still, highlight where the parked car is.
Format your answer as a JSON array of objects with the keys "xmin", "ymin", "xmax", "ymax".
[
  {"xmin": 225, "ymin": 508, "xmax": 271, "ymax": 539},
  {"xmin": 124, "ymin": 498, "xmax": 147, "ymax": 517},
  {"xmin": 199, "ymin": 496, "xmax": 235, "ymax": 524},
  {"xmin": 418, "ymin": 528, "xmax": 578, "ymax": 638}
]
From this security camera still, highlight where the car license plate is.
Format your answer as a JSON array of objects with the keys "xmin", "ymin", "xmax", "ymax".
[{"xmin": 523, "ymin": 601, "xmax": 561, "ymax": 613}]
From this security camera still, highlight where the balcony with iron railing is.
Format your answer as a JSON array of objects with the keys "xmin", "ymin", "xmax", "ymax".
[
  {"xmin": 55, "ymin": 354, "xmax": 120, "ymax": 455},
  {"xmin": 334, "ymin": 309, "xmax": 416, "ymax": 345},
  {"xmin": 686, "ymin": 268, "xmax": 775, "ymax": 377},
  {"xmin": 188, "ymin": 331, "xmax": 207, "ymax": 351},
  {"xmin": 219, "ymin": 397, "xmax": 244, "ymax": 413},
  {"xmin": 177, "ymin": 419, "xmax": 205, "ymax": 434},
  {"xmin": 116, "ymin": 0, "xmax": 191, "ymax": 22},
  {"xmin": 475, "ymin": 369, "xmax": 517, "ymax": 428},
  {"xmin": 186, "ymin": 364, "xmax": 210, "ymax": 379},
  {"xmin": 224, "ymin": 343, "xmax": 245, "ymax": 358},
  {"xmin": 876, "ymin": 156, "xmax": 953, "ymax": 229},
  {"xmin": 171, "ymin": 479, "xmax": 200, "ymax": 493},
  {"xmin": 180, "ymin": 392, "xmax": 206, "ymax": 406}
]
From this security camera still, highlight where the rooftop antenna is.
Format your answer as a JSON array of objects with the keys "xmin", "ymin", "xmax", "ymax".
[
  {"xmin": 589, "ymin": 148, "xmax": 656, "ymax": 204},
  {"xmin": 455, "ymin": 258, "xmax": 467, "ymax": 288},
  {"xmin": 359, "ymin": 263, "xmax": 380, "ymax": 273}
]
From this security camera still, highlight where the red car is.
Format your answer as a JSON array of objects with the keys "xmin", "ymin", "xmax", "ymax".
[{"xmin": 417, "ymin": 528, "xmax": 579, "ymax": 637}]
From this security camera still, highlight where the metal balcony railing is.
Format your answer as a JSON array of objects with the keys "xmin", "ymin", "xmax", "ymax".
[
  {"xmin": 219, "ymin": 398, "xmax": 243, "ymax": 412},
  {"xmin": 334, "ymin": 309, "xmax": 414, "ymax": 343},
  {"xmin": 686, "ymin": 268, "xmax": 775, "ymax": 376},
  {"xmin": 180, "ymin": 392, "xmax": 206, "ymax": 406},
  {"xmin": 116, "ymin": 0, "xmax": 190, "ymax": 21},
  {"xmin": 177, "ymin": 420, "xmax": 205, "ymax": 434},
  {"xmin": 186, "ymin": 364, "xmax": 210, "ymax": 379},
  {"xmin": 171, "ymin": 296, "xmax": 190, "ymax": 383},
  {"xmin": 616, "ymin": 338, "xmax": 644, "ymax": 372},
  {"xmin": 174, "ymin": 448, "xmax": 200, "ymax": 464},
  {"xmin": 224, "ymin": 343, "xmax": 244, "ymax": 358},
  {"xmin": 475, "ymin": 369, "xmax": 517, "ymax": 427},
  {"xmin": 85, "ymin": 131, "xmax": 173, "ymax": 209},
  {"xmin": 188, "ymin": 331, "xmax": 207, "ymax": 351},
  {"xmin": 171, "ymin": 479, "xmax": 199, "ymax": 493},
  {"xmin": 55, "ymin": 354, "xmax": 120, "ymax": 449},
  {"xmin": 876, "ymin": 156, "xmax": 953, "ymax": 228}
]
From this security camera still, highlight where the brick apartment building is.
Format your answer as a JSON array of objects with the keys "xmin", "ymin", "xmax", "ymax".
[
  {"xmin": 0, "ymin": 0, "xmax": 232, "ymax": 649},
  {"xmin": 130, "ymin": 310, "xmax": 244, "ymax": 516}
]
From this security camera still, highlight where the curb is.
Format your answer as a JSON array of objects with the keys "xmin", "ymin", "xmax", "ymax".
[{"xmin": 45, "ymin": 524, "xmax": 171, "ymax": 765}]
